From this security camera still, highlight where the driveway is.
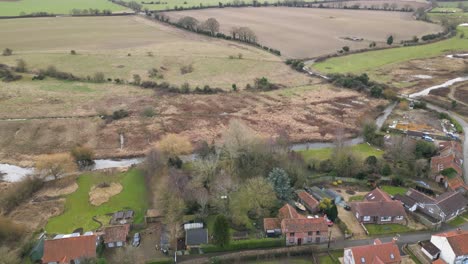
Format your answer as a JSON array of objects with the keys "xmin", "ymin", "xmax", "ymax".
[{"xmin": 337, "ymin": 206, "xmax": 367, "ymax": 239}]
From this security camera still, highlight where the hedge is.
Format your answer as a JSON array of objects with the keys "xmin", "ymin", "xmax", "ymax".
[
  {"xmin": 146, "ymin": 259, "xmax": 173, "ymax": 264},
  {"xmin": 201, "ymin": 238, "xmax": 285, "ymax": 253}
]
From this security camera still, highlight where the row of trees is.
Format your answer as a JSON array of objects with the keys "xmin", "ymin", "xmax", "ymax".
[{"xmin": 69, "ymin": 8, "xmax": 113, "ymax": 16}]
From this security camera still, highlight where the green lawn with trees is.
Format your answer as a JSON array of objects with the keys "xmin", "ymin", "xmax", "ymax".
[
  {"xmin": 45, "ymin": 169, "xmax": 148, "ymax": 233},
  {"xmin": 0, "ymin": 0, "xmax": 128, "ymax": 16},
  {"xmin": 298, "ymin": 143, "xmax": 383, "ymax": 162},
  {"xmin": 312, "ymin": 26, "xmax": 468, "ymax": 74}
]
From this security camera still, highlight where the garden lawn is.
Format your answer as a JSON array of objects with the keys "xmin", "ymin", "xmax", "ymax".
[
  {"xmin": 448, "ymin": 216, "xmax": 467, "ymax": 227},
  {"xmin": 348, "ymin": 195, "xmax": 364, "ymax": 202},
  {"xmin": 381, "ymin": 185, "xmax": 407, "ymax": 196},
  {"xmin": 45, "ymin": 169, "xmax": 148, "ymax": 233},
  {"xmin": 0, "ymin": 0, "xmax": 128, "ymax": 16},
  {"xmin": 365, "ymin": 224, "xmax": 413, "ymax": 235},
  {"xmin": 299, "ymin": 143, "xmax": 384, "ymax": 162},
  {"xmin": 312, "ymin": 26, "xmax": 468, "ymax": 74}
]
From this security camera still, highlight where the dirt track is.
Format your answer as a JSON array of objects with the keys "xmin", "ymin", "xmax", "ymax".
[{"xmin": 165, "ymin": 7, "xmax": 443, "ymax": 58}]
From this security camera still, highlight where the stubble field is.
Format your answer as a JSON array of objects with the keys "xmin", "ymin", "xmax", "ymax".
[
  {"xmin": 0, "ymin": 15, "xmax": 385, "ymax": 164},
  {"xmin": 164, "ymin": 7, "xmax": 443, "ymax": 58}
]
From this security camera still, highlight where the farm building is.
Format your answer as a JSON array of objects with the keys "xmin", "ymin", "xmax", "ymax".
[
  {"xmin": 279, "ymin": 203, "xmax": 304, "ymax": 219},
  {"xmin": 307, "ymin": 186, "xmax": 343, "ymax": 204},
  {"xmin": 110, "ymin": 210, "xmax": 134, "ymax": 225},
  {"xmin": 42, "ymin": 233, "xmax": 97, "ymax": 264},
  {"xmin": 297, "ymin": 190, "xmax": 319, "ymax": 213},
  {"xmin": 281, "ymin": 217, "xmax": 329, "ymax": 246},
  {"xmin": 421, "ymin": 241, "xmax": 441, "ymax": 260},
  {"xmin": 185, "ymin": 228, "xmax": 208, "ymax": 249},
  {"xmin": 263, "ymin": 218, "xmax": 282, "ymax": 237},
  {"xmin": 145, "ymin": 209, "xmax": 163, "ymax": 223},
  {"xmin": 103, "ymin": 224, "xmax": 130, "ymax": 248}
]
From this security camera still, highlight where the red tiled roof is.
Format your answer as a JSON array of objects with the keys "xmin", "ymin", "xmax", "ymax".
[
  {"xmin": 434, "ymin": 230, "xmax": 468, "ymax": 256},
  {"xmin": 103, "ymin": 224, "xmax": 130, "ymax": 243},
  {"xmin": 298, "ymin": 191, "xmax": 319, "ymax": 209},
  {"xmin": 281, "ymin": 217, "xmax": 328, "ymax": 233},
  {"xmin": 365, "ymin": 188, "xmax": 392, "ymax": 202},
  {"xmin": 432, "ymin": 259, "xmax": 447, "ymax": 264},
  {"xmin": 346, "ymin": 239, "xmax": 401, "ymax": 264},
  {"xmin": 447, "ymin": 176, "xmax": 467, "ymax": 191},
  {"xmin": 439, "ymin": 141, "xmax": 463, "ymax": 158},
  {"xmin": 263, "ymin": 218, "xmax": 281, "ymax": 231},
  {"xmin": 278, "ymin": 203, "xmax": 304, "ymax": 219},
  {"xmin": 42, "ymin": 235, "xmax": 96, "ymax": 263},
  {"xmin": 431, "ymin": 154, "xmax": 463, "ymax": 176}
]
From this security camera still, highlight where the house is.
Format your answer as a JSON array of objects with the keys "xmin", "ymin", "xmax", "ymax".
[
  {"xmin": 278, "ymin": 203, "xmax": 304, "ymax": 219},
  {"xmin": 430, "ymin": 141, "xmax": 465, "ymax": 192},
  {"xmin": 421, "ymin": 241, "xmax": 441, "ymax": 260},
  {"xmin": 103, "ymin": 224, "xmax": 130, "ymax": 248},
  {"xmin": 351, "ymin": 188, "xmax": 406, "ymax": 224},
  {"xmin": 430, "ymin": 230, "xmax": 468, "ymax": 264},
  {"xmin": 185, "ymin": 228, "xmax": 208, "ymax": 248},
  {"xmin": 42, "ymin": 233, "xmax": 97, "ymax": 264},
  {"xmin": 263, "ymin": 218, "xmax": 282, "ymax": 237},
  {"xmin": 297, "ymin": 190, "xmax": 319, "ymax": 213},
  {"xmin": 281, "ymin": 217, "xmax": 329, "ymax": 246},
  {"xmin": 395, "ymin": 188, "xmax": 468, "ymax": 222},
  {"xmin": 343, "ymin": 239, "xmax": 401, "ymax": 264}
]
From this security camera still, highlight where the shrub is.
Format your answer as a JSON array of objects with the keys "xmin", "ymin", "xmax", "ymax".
[
  {"xmin": 97, "ymin": 182, "xmax": 110, "ymax": 188},
  {"xmin": 70, "ymin": 50, "xmax": 77, "ymax": 55},
  {"xmin": 180, "ymin": 64, "xmax": 194, "ymax": 74},
  {"xmin": 133, "ymin": 74, "xmax": 141, "ymax": 85},
  {"xmin": 0, "ymin": 65, "xmax": 22, "ymax": 82},
  {"xmin": 0, "ymin": 176, "xmax": 44, "ymax": 214},
  {"xmin": 142, "ymin": 107, "xmax": 156, "ymax": 117},
  {"xmin": 71, "ymin": 145, "xmax": 95, "ymax": 168},
  {"xmin": 0, "ymin": 216, "xmax": 26, "ymax": 245},
  {"xmin": 2, "ymin": 48, "xmax": 12, "ymax": 56},
  {"xmin": 93, "ymin": 72, "xmax": 106, "ymax": 83},
  {"xmin": 15, "ymin": 59, "xmax": 27, "ymax": 73},
  {"xmin": 342, "ymin": 46, "xmax": 350, "ymax": 52},
  {"xmin": 112, "ymin": 109, "xmax": 129, "ymax": 120}
]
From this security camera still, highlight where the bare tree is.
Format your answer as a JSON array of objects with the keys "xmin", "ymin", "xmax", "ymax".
[
  {"xmin": 202, "ymin": 18, "xmax": 220, "ymax": 35},
  {"xmin": 178, "ymin": 16, "xmax": 199, "ymax": 31},
  {"xmin": 36, "ymin": 153, "xmax": 77, "ymax": 180}
]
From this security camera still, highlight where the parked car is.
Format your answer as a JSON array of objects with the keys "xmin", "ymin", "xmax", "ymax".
[
  {"xmin": 132, "ymin": 233, "xmax": 141, "ymax": 247},
  {"xmin": 344, "ymin": 205, "xmax": 351, "ymax": 211},
  {"xmin": 422, "ymin": 135, "xmax": 434, "ymax": 142}
]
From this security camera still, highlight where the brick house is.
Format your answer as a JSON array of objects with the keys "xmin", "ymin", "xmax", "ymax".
[
  {"xmin": 281, "ymin": 217, "xmax": 329, "ymax": 246},
  {"xmin": 344, "ymin": 239, "xmax": 401, "ymax": 264},
  {"xmin": 42, "ymin": 234, "xmax": 97, "ymax": 264},
  {"xmin": 351, "ymin": 188, "xmax": 406, "ymax": 224},
  {"xmin": 297, "ymin": 190, "xmax": 319, "ymax": 213},
  {"xmin": 430, "ymin": 141, "xmax": 465, "ymax": 192}
]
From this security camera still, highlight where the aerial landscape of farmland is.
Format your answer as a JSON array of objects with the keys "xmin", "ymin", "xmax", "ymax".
[{"xmin": 0, "ymin": 0, "xmax": 467, "ymax": 263}]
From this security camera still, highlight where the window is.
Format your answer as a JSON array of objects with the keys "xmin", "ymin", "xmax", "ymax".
[
  {"xmin": 381, "ymin": 216, "xmax": 392, "ymax": 222},
  {"xmin": 396, "ymin": 216, "xmax": 404, "ymax": 220},
  {"xmin": 316, "ymin": 231, "xmax": 320, "ymax": 235},
  {"xmin": 363, "ymin": 216, "xmax": 371, "ymax": 222},
  {"xmin": 308, "ymin": 237, "xmax": 312, "ymax": 243},
  {"xmin": 308, "ymin": 231, "xmax": 313, "ymax": 236},
  {"xmin": 290, "ymin": 232, "xmax": 295, "ymax": 237},
  {"xmin": 289, "ymin": 238, "xmax": 294, "ymax": 243}
]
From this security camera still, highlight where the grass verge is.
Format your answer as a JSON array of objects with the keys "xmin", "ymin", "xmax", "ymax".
[
  {"xmin": 201, "ymin": 238, "xmax": 285, "ymax": 253},
  {"xmin": 365, "ymin": 224, "xmax": 412, "ymax": 235}
]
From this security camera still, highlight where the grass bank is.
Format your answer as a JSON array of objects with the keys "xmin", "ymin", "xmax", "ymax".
[
  {"xmin": 298, "ymin": 143, "xmax": 384, "ymax": 162},
  {"xmin": 312, "ymin": 27, "xmax": 468, "ymax": 74},
  {"xmin": 45, "ymin": 169, "xmax": 148, "ymax": 233}
]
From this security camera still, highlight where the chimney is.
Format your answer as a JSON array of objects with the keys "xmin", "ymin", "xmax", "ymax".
[
  {"xmin": 457, "ymin": 228, "xmax": 462, "ymax": 234},
  {"xmin": 392, "ymin": 235, "xmax": 399, "ymax": 244}
]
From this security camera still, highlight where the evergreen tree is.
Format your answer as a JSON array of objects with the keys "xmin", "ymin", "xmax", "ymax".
[
  {"xmin": 213, "ymin": 214, "xmax": 230, "ymax": 247},
  {"xmin": 267, "ymin": 167, "xmax": 293, "ymax": 201}
]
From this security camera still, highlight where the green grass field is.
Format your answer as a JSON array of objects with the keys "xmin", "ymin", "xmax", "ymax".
[
  {"xmin": 126, "ymin": 0, "xmax": 253, "ymax": 11},
  {"xmin": 0, "ymin": 0, "xmax": 129, "ymax": 16},
  {"xmin": 348, "ymin": 195, "xmax": 364, "ymax": 202},
  {"xmin": 45, "ymin": 169, "xmax": 148, "ymax": 233},
  {"xmin": 298, "ymin": 143, "xmax": 384, "ymax": 162},
  {"xmin": 436, "ymin": 1, "xmax": 467, "ymax": 8},
  {"xmin": 365, "ymin": 224, "xmax": 413, "ymax": 235},
  {"xmin": 381, "ymin": 185, "xmax": 407, "ymax": 196},
  {"xmin": 312, "ymin": 26, "xmax": 468, "ymax": 74},
  {"xmin": 430, "ymin": 7, "xmax": 463, "ymax": 12},
  {"xmin": 448, "ymin": 216, "xmax": 467, "ymax": 227}
]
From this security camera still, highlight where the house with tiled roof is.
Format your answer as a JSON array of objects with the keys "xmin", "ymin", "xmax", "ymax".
[
  {"xmin": 103, "ymin": 224, "xmax": 130, "ymax": 248},
  {"xmin": 351, "ymin": 188, "xmax": 406, "ymax": 224},
  {"xmin": 42, "ymin": 233, "xmax": 97, "ymax": 264},
  {"xmin": 297, "ymin": 190, "xmax": 319, "ymax": 213},
  {"xmin": 263, "ymin": 203, "xmax": 328, "ymax": 244},
  {"xmin": 395, "ymin": 189, "xmax": 467, "ymax": 222},
  {"xmin": 281, "ymin": 217, "xmax": 329, "ymax": 246},
  {"xmin": 344, "ymin": 239, "xmax": 401, "ymax": 264},
  {"xmin": 430, "ymin": 230, "xmax": 468, "ymax": 264},
  {"xmin": 430, "ymin": 141, "xmax": 465, "ymax": 192}
]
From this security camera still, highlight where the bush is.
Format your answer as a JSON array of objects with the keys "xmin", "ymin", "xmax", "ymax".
[
  {"xmin": 0, "ymin": 64, "xmax": 22, "ymax": 82},
  {"xmin": 201, "ymin": 238, "xmax": 285, "ymax": 253},
  {"xmin": 15, "ymin": 59, "xmax": 27, "ymax": 73},
  {"xmin": 2, "ymin": 48, "xmax": 12, "ymax": 56},
  {"xmin": 142, "ymin": 107, "xmax": 156, "ymax": 117},
  {"xmin": 70, "ymin": 50, "xmax": 77, "ymax": 55},
  {"xmin": 71, "ymin": 145, "xmax": 95, "ymax": 168},
  {"xmin": 97, "ymin": 182, "xmax": 110, "ymax": 188},
  {"xmin": 112, "ymin": 109, "xmax": 129, "ymax": 120},
  {"xmin": 180, "ymin": 64, "xmax": 194, "ymax": 74},
  {"xmin": 0, "ymin": 176, "xmax": 44, "ymax": 214},
  {"xmin": 93, "ymin": 72, "xmax": 106, "ymax": 83}
]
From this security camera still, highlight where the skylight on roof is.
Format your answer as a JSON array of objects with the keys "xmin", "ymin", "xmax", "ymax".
[
  {"xmin": 361, "ymin": 257, "xmax": 366, "ymax": 263},
  {"xmin": 390, "ymin": 254, "xmax": 394, "ymax": 259}
]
